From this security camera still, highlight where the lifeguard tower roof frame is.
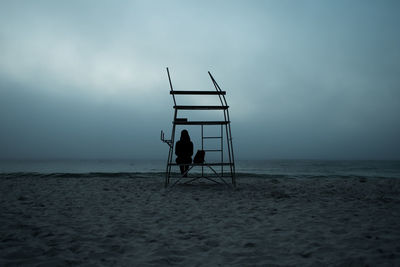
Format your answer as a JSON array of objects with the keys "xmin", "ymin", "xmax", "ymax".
[{"xmin": 161, "ymin": 68, "xmax": 236, "ymax": 188}]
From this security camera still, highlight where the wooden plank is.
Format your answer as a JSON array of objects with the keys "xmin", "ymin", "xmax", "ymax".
[
  {"xmin": 174, "ymin": 105, "xmax": 228, "ymax": 110},
  {"xmin": 168, "ymin": 163, "xmax": 233, "ymax": 166},
  {"xmin": 170, "ymin": 91, "xmax": 226, "ymax": 95},
  {"xmin": 173, "ymin": 121, "xmax": 229, "ymax": 125}
]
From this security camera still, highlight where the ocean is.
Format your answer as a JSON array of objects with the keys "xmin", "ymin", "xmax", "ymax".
[{"xmin": 0, "ymin": 159, "xmax": 399, "ymax": 179}]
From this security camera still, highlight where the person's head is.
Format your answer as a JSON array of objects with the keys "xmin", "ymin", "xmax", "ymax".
[{"xmin": 180, "ymin": 129, "xmax": 190, "ymax": 142}]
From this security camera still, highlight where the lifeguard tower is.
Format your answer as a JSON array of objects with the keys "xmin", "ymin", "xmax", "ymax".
[{"xmin": 161, "ymin": 68, "xmax": 236, "ymax": 187}]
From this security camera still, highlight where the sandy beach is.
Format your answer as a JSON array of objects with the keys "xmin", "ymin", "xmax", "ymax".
[{"xmin": 1, "ymin": 174, "xmax": 400, "ymax": 266}]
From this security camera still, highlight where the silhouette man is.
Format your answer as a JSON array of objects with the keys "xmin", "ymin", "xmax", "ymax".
[{"xmin": 175, "ymin": 129, "xmax": 193, "ymax": 177}]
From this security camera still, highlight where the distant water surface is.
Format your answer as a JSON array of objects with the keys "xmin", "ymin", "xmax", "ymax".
[{"xmin": 0, "ymin": 160, "xmax": 399, "ymax": 179}]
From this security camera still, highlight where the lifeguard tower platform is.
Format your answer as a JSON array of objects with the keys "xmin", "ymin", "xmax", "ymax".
[{"xmin": 161, "ymin": 68, "xmax": 235, "ymax": 187}]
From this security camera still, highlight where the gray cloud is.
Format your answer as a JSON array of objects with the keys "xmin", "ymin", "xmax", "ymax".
[{"xmin": 0, "ymin": 0, "xmax": 399, "ymax": 160}]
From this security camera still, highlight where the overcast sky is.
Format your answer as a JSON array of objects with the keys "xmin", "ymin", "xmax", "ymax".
[{"xmin": 0, "ymin": 0, "xmax": 399, "ymax": 160}]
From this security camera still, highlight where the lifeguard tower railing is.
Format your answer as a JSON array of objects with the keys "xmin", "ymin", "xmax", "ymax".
[{"xmin": 161, "ymin": 68, "xmax": 235, "ymax": 188}]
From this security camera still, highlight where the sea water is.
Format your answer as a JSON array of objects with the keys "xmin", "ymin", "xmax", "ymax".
[{"xmin": 0, "ymin": 159, "xmax": 399, "ymax": 179}]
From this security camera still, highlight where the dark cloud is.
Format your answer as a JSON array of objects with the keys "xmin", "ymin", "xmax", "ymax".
[{"xmin": 0, "ymin": 0, "xmax": 399, "ymax": 160}]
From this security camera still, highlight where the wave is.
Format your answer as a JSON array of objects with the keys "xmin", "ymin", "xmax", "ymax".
[{"xmin": 0, "ymin": 172, "xmax": 398, "ymax": 179}]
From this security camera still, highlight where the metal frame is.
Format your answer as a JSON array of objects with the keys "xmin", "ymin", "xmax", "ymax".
[{"xmin": 161, "ymin": 68, "xmax": 236, "ymax": 188}]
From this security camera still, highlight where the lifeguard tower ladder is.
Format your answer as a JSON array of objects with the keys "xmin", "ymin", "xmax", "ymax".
[{"xmin": 161, "ymin": 68, "xmax": 236, "ymax": 187}]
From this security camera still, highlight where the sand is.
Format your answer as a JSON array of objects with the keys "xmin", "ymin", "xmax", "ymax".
[{"xmin": 1, "ymin": 174, "xmax": 400, "ymax": 266}]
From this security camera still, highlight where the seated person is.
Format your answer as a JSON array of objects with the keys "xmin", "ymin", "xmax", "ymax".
[{"xmin": 175, "ymin": 130, "xmax": 193, "ymax": 177}]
